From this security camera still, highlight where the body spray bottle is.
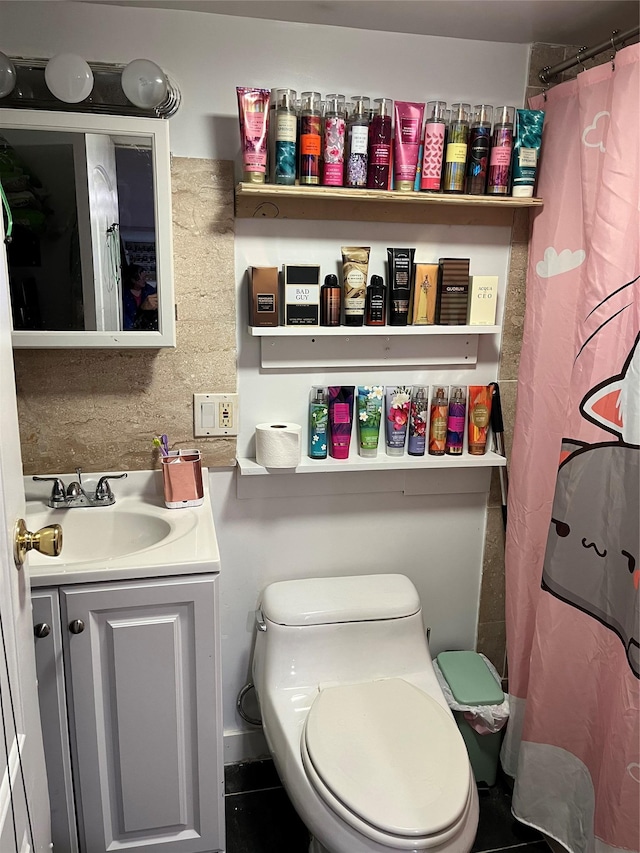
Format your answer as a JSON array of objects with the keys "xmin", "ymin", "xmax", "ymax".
[
  {"xmin": 408, "ymin": 386, "xmax": 429, "ymax": 456},
  {"xmin": 428, "ymin": 386, "xmax": 449, "ymax": 455},
  {"xmin": 346, "ymin": 96, "xmax": 370, "ymax": 188},
  {"xmin": 445, "ymin": 386, "xmax": 467, "ymax": 455},
  {"xmin": 309, "ymin": 387, "xmax": 329, "ymax": 459},
  {"xmin": 274, "ymin": 88, "xmax": 297, "ymax": 185}
]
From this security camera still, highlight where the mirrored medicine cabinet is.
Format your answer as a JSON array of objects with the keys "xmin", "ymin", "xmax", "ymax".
[{"xmin": 1, "ymin": 109, "xmax": 175, "ymax": 348}]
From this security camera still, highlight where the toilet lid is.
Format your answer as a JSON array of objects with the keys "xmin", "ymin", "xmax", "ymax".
[{"xmin": 303, "ymin": 678, "xmax": 470, "ymax": 839}]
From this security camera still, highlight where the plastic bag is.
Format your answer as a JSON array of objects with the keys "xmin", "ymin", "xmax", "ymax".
[{"xmin": 433, "ymin": 654, "xmax": 510, "ymax": 735}]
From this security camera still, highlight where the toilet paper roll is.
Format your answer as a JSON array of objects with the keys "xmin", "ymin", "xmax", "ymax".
[{"xmin": 255, "ymin": 422, "xmax": 302, "ymax": 468}]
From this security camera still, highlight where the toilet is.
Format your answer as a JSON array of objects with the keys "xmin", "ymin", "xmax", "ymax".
[{"xmin": 252, "ymin": 573, "xmax": 479, "ymax": 853}]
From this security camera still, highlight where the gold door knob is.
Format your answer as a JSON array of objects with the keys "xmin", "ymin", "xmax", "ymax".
[{"xmin": 14, "ymin": 518, "xmax": 63, "ymax": 569}]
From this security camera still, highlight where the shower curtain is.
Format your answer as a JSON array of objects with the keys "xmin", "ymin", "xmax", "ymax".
[{"xmin": 502, "ymin": 43, "xmax": 639, "ymax": 853}]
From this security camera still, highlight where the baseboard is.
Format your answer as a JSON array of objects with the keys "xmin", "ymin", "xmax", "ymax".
[{"xmin": 224, "ymin": 728, "xmax": 269, "ymax": 764}]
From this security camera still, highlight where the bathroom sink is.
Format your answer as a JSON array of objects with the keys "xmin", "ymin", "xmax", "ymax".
[{"xmin": 25, "ymin": 470, "xmax": 220, "ymax": 586}]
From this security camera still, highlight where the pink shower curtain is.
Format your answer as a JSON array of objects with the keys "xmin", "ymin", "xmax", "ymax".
[{"xmin": 502, "ymin": 43, "xmax": 639, "ymax": 852}]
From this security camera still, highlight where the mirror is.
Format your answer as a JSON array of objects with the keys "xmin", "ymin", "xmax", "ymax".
[{"xmin": 1, "ymin": 110, "xmax": 175, "ymax": 348}]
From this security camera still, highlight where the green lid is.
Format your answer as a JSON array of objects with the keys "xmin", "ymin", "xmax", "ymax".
[{"xmin": 437, "ymin": 651, "xmax": 504, "ymax": 706}]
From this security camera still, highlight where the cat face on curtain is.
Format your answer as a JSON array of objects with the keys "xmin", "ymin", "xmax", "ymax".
[{"xmin": 542, "ymin": 333, "xmax": 640, "ymax": 678}]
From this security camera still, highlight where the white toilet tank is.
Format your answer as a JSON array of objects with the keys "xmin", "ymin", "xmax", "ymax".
[{"xmin": 254, "ymin": 574, "xmax": 435, "ymax": 693}]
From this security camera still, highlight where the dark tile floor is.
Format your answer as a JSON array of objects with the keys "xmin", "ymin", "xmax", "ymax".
[{"xmin": 225, "ymin": 759, "xmax": 544, "ymax": 853}]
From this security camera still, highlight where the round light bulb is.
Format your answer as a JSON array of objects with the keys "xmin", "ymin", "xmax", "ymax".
[
  {"xmin": 121, "ymin": 59, "xmax": 168, "ymax": 109},
  {"xmin": 0, "ymin": 52, "xmax": 17, "ymax": 98},
  {"xmin": 45, "ymin": 53, "xmax": 94, "ymax": 103}
]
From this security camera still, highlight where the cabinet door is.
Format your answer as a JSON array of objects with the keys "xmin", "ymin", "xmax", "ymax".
[
  {"xmin": 32, "ymin": 589, "xmax": 80, "ymax": 853},
  {"xmin": 61, "ymin": 575, "xmax": 224, "ymax": 853}
]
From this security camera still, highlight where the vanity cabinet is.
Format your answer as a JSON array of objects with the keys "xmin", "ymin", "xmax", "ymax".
[{"xmin": 32, "ymin": 574, "xmax": 224, "ymax": 853}]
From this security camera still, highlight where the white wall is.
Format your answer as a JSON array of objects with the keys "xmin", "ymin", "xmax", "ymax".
[{"xmin": 4, "ymin": 1, "xmax": 529, "ymax": 762}]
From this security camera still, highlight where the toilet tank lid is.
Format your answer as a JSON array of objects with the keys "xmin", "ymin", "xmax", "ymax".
[{"xmin": 260, "ymin": 574, "xmax": 421, "ymax": 626}]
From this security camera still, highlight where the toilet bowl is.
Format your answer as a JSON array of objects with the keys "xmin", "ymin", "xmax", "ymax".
[{"xmin": 252, "ymin": 574, "xmax": 479, "ymax": 853}]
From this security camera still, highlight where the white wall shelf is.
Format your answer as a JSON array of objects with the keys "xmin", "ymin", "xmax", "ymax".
[
  {"xmin": 248, "ymin": 325, "xmax": 500, "ymax": 369},
  {"xmin": 235, "ymin": 182, "xmax": 543, "ymax": 226},
  {"xmin": 237, "ymin": 450, "xmax": 506, "ymax": 476},
  {"xmin": 247, "ymin": 325, "xmax": 500, "ymax": 337}
]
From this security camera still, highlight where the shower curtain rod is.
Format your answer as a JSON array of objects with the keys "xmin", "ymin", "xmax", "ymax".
[{"xmin": 538, "ymin": 25, "xmax": 639, "ymax": 83}]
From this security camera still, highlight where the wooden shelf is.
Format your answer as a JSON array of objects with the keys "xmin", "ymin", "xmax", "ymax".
[
  {"xmin": 237, "ymin": 450, "xmax": 507, "ymax": 476},
  {"xmin": 248, "ymin": 324, "xmax": 500, "ymax": 337},
  {"xmin": 235, "ymin": 183, "xmax": 543, "ymax": 226}
]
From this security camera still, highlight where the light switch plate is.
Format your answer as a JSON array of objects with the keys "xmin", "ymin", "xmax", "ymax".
[{"xmin": 194, "ymin": 393, "xmax": 239, "ymax": 436}]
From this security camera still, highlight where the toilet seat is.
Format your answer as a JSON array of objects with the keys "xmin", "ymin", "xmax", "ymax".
[{"xmin": 301, "ymin": 678, "xmax": 472, "ymax": 849}]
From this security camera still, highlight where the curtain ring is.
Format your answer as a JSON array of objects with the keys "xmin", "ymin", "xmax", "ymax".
[
  {"xmin": 576, "ymin": 46, "xmax": 587, "ymax": 71},
  {"xmin": 610, "ymin": 29, "xmax": 618, "ymax": 71}
]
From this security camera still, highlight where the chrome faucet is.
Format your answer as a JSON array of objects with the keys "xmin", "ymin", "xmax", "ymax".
[{"xmin": 33, "ymin": 468, "xmax": 127, "ymax": 509}]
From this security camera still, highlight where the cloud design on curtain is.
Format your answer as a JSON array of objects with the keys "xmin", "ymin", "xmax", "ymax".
[
  {"xmin": 536, "ymin": 247, "xmax": 586, "ymax": 278},
  {"xmin": 582, "ymin": 111, "xmax": 610, "ymax": 152}
]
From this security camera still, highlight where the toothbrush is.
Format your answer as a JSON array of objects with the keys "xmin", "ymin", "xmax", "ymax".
[{"xmin": 153, "ymin": 436, "xmax": 169, "ymax": 457}]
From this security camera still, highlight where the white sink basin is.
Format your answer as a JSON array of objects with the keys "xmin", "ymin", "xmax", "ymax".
[{"xmin": 25, "ymin": 470, "xmax": 220, "ymax": 586}]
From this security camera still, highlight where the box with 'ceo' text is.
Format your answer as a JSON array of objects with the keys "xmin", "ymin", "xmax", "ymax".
[{"xmin": 467, "ymin": 275, "xmax": 498, "ymax": 325}]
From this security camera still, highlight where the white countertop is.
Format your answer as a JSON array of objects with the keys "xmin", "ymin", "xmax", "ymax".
[{"xmin": 25, "ymin": 469, "xmax": 220, "ymax": 587}]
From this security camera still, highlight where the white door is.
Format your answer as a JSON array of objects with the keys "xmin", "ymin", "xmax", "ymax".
[
  {"xmin": 84, "ymin": 134, "xmax": 121, "ymax": 331},
  {"xmin": 0, "ymin": 221, "xmax": 52, "ymax": 851}
]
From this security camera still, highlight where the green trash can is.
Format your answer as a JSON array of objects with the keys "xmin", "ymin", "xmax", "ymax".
[{"xmin": 436, "ymin": 651, "xmax": 506, "ymax": 786}]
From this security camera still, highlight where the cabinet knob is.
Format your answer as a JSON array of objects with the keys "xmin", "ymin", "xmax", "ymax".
[
  {"xmin": 34, "ymin": 622, "xmax": 51, "ymax": 639},
  {"xmin": 68, "ymin": 619, "xmax": 85, "ymax": 635}
]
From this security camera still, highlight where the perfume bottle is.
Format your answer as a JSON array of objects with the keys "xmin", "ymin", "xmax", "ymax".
[
  {"xmin": 466, "ymin": 105, "xmax": 492, "ymax": 195},
  {"xmin": 488, "ymin": 106, "xmax": 515, "ymax": 195},
  {"xmin": 320, "ymin": 274, "xmax": 341, "ymax": 326},
  {"xmin": 428, "ymin": 386, "xmax": 449, "ymax": 455},
  {"xmin": 443, "ymin": 103, "xmax": 470, "ymax": 194},
  {"xmin": 346, "ymin": 96, "xmax": 370, "ymax": 188},
  {"xmin": 365, "ymin": 275, "xmax": 386, "ymax": 326},
  {"xmin": 420, "ymin": 100, "xmax": 447, "ymax": 192},
  {"xmin": 322, "ymin": 94, "xmax": 346, "ymax": 187},
  {"xmin": 445, "ymin": 386, "xmax": 467, "ymax": 455},
  {"xmin": 274, "ymin": 88, "xmax": 297, "ymax": 186},
  {"xmin": 299, "ymin": 91, "xmax": 322, "ymax": 185},
  {"xmin": 366, "ymin": 98, "xmax": 393, "ymax": 190}
]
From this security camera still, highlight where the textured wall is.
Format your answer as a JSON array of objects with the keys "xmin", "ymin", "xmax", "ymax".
[{"xmin": 14, "ymin": 158, "xmax": 237, "ymax": 475}]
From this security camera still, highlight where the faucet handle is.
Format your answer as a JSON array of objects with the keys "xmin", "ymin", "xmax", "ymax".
[
  {"xmin": 32, "ymin": 476, "xmax": 66, "ymax": 503},
  {"xmin": 95, "ymin": 473, "xmax": 127, "ymax": 502}
]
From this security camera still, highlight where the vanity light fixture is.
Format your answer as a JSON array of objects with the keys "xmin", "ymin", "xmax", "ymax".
[
  {"xmin": 121, "ymin": 58, "xmax": 168, "ymax": 109},
  {"xmin": 0, "ymin": 51, "xmax": 17, "ymax": 98},
  {"xmin": 45, "ymin": 53, "xmax": 94, "ymax": 103},
  {"xmin": 0, "ymin": 55, "xmax": 180, "ymax": 118}
]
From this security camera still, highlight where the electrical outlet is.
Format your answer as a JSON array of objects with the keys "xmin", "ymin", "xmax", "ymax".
[{"xmin": 194, "ymin": 393, "xmax": 239, "ymax": 436}]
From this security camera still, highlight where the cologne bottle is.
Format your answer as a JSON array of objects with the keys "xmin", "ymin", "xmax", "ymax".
[
  {"xmin": 320, "ymin": 274, "xmax": 341, "ymax": 326},
  {"xmin": 365, "ymin": 275, "xmax": 386, "ymax": 326}
]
